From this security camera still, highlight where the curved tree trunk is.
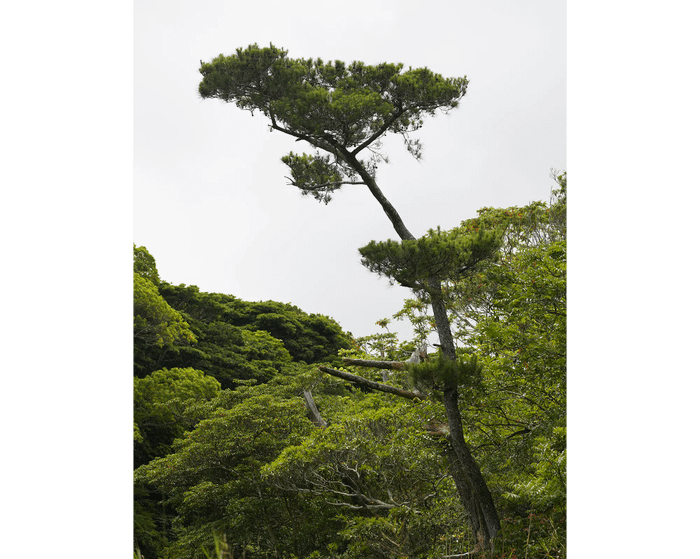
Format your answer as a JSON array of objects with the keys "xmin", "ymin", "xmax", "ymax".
[
  {"xmin": 430, "ymin": 278, "xmax": 501, "ymax": 546},
  {"xmin": 338, "ymin": 144, "xmax": 500, "ymax": 550},
  {"xmin": 321, "ymin": 364, "xmax": 500, "ymax": 548},
  {"xmin": 443, "ymin": 386, "xmax": 500, "ymax": 546}
]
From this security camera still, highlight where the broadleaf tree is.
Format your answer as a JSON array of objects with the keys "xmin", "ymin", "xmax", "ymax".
[
  {"xmin": 199, "ymin": 44, "xmax": 502, "ymax": 550},
  {"xmin": 392, "ymin": 174, "xmax": 567, "ymax": 554}
]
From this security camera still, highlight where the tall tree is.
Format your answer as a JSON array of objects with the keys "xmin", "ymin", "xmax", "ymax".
[
  {"xmin": 133, "ymin": 246, "xmax": 197, "ymax": 376},
  {"xmin": 199, "ymin": 44, "xmax": 501, "ymax": 549}
]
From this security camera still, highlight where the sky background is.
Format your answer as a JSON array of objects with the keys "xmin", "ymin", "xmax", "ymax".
[{"xmin": 133, "ymin": 0, "xmax": 566, "ymax": 343}]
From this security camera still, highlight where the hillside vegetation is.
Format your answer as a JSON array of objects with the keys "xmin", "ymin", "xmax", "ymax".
[{"xmin": 134, "ymin": 174, "xmax": 566, "ymax": 559}]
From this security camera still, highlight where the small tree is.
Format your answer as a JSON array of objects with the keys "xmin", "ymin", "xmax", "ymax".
[{"xmin": 199, "ymin": 44, "xmax": 501, "ymax": 550}]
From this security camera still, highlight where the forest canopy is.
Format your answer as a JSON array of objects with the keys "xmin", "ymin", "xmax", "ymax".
[{"xmin": 133, "ymin": 172, "xmax": 566, "ymax": 559}]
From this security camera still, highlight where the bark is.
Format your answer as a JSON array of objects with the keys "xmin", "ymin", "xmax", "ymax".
[
  {"xmin": 318, "ymin": 366, "xmax": 426, "ymax": 401},
  {"xmin": 334, "ymin": 280, "xmax": 501, "ymax": 549},
  {"xmin": 302, "ymin": 389, "xmax": 328, "ymax": 428},
  {"xmin": 427, "ymin": 278, "xmax": 457, "ymax": 359},
  {"xmin": 431, "ymin": 278, "xmax": 500, "ymax": 547},
  {"xmin": 443, "ymin": 386, "xmax": 500, "ymax": 545},
  {"xmin": 341, "ymin": 148, "xmax": 416, "ymax": 241},
  {"xmin": 446, "ymin": 455, "xmax": 484, "ymax": 550}
]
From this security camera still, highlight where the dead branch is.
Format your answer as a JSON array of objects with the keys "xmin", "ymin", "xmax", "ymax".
[
  {"xmin": 342, "ymin": 358, "xmax": 407, "ymax": 370},
  {"xmin": 318, "ymin": 366, "xmax": 426, "ymax": 401},
  {"xmin": 302, "ymin": 389, "xmax": 328, "ymax": 428}
]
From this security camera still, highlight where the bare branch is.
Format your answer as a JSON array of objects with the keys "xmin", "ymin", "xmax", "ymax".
[
  {"xmin": 269, "ymin": 116, "xmax": 334, "ymax": 152},
  {"xmin": 351, "ymin": 109, "xmax": 406, "ymax": 156},
  {"xmin": 318, "ymin": 366, "xmax": 426, "ymax": 401},
  {"xmin": 301, "ymin": 389, "xmax": 327, "ymax": 428}
]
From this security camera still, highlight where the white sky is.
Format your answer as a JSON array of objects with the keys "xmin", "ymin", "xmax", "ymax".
[{"xmin": 133, "ymin": 0, "xmax": 566, "ymax": 342}]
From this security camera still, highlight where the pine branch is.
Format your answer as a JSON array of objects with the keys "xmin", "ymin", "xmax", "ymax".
[
  {"xmin": 285, "ymin": 177, "xmax": 365, "ymax": 190},
  {"xmin": 269, "ymin": 115, "xmax": 334, "ymax": 152},
  {"xmin": 351, "ymin": 109, "xmax": 406, "ymax": 156}
]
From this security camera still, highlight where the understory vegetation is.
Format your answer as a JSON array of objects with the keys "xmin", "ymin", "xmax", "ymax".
[{"xmin": 134, "ymin": 173, "xmax": 566, "ymax": 559}]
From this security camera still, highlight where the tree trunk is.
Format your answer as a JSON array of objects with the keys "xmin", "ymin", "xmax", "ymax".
[
  {"xmin": 263, "ymin": 87, "xmax": 500, "ymax": 553},
  {"xmin": 427, "ymin": 275, "xmax": 500, "ymax": 548},
  {"xmin": 343, "ymin": 150, "xmax": 416, "ymax": 242},
  {"xmin": 443, "ymin": 386, "xmax": 500, "ymax": 547},
  {"xmin": 427, "ymin": 278, "xmax": 456, "ymax": 358},
  {"xmin": 444, "ymin": 446, "xmax": 489, "ymax": 554},
  {"xmin": 341, "ymin": 150, "xmax": 499, "ymax": 549},
  {"xmin": 320, "ymin": 364, "xmax": 499, "ymax": 549}
]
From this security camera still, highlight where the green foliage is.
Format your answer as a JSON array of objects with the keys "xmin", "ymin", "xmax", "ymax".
[
  {"xmin": 245, "ymin": 305, "xmax": 352, "ymax": 364},
  {"xmin": 469, "ymin": 237, "xmax": 566, "ymax": 523},
  {"xmin": 132, "ymin": 180, "xmax": 567, "ymax": 557},
  {"xmin": 383, "ymin": 174, "xmax": 567, "ymax": 557},
  {"xmin": 132, "ymin": 247, "xmax": 352, "ymax": 559},
  {"xmin": 134, "ymin": 274, "xmax": 197, "ymax": 349},
  {"xmin": 347, "ymin": 318, "xmax": 417, "ymax": 362},
  {"xmin": 281, "ymin": 152, "xmax": 347, "ymax": 204},
  {"xmin": 359, "ymin": 226, "xmax": 502, "ymax": 292},
  {"xmin": 134, "ymin": 270, "xmax": 352, "ymax": 386},
  {"xmin": 134, "ymin": 368, "xmax": 222, "ymax": 558},
  {"xmin": 134, "ymin": 367, "xmax": 221, "ymax": 466},
  {"xmin": 199, "ymin": 43, "xmax": 469, "ymax": 202},
  {"xmin": 133, "ymin": 272, "xmax": 197, "ymax": 376},
  {"xmin": 135, "ymin": 380, "xmax": 326, "ymax": 559},
  {"xmin": 407, "ymin": 353, "xmax": 483, "ymax": 394},
  {"xmin": 199, "ymin": 44, "xmax": 467, "ymax": 147},
  {"xmin": 264, "ymin": 394, "xmax": 461, "ymax": 558},
  {"xmin": 134, "ymin": 244, "xmax": 161, "ymax": 284}
]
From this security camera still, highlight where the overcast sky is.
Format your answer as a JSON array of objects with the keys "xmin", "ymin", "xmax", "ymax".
[{"xmin": 134, "ymin": 0, "xmax": 566, "ymax": 342}]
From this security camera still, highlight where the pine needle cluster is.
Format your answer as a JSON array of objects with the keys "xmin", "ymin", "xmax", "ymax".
[
  {"xmin": 359, "ymin": 227, "xmax": 502, "ymax": 291},
  {"xmin": 406, "ymin": 352, "xmax": 483, "ymax": 392}
]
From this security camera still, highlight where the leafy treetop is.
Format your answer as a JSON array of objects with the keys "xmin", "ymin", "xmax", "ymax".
[{"xmin": 199, "ymin": 44, "xmax": 469, "ymax": 205}]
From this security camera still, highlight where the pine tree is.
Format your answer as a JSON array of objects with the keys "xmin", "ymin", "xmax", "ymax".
[{"xmin": 199, "ymin": 44, "xmax": 502, "ymax": 549}]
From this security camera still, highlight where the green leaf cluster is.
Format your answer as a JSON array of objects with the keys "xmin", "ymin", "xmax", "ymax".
[
  {"xmin": 199, "ymin": 44, "xmax": 467, "ymax": 150},
  {"xmin": 359, "ymin": 226, "xmax": 502, "ymax": 291},
  {"xmin": 133, "ymin": 168, "xmax": 567, "ymax": 557},
  {"xmin": 134, "ymin": 274, "xmax": 352, "ymax": 386},
  {"xmin": 134, "ymin": 275, "xmax": 196, "ymax": 345},
  {"xmin": 134, "ymin": 367, "xmax": 221, "ymax": 466},
  {"xmin": 407, "ymin": 353, "xmax": 483, "ymax": 393},
  {"xmin": 133, "ymin": 248, "xmax": 356, "ymax": 558},
  {"xmin": 134, "ymin": 244, "xmax": 161, "ymax": 284},
  {"xmin": 263, "ymin": 394, "xmax": 461, "ymax": 558},
  {"xmin": 199, "ymin": 44, "xmax": 469, "ymax": 203},
  {"xmin": 133, "ymin": 248, "xmax": 197, "ymax": 378},
  {"xmin": 387, "ymin": 175, "xmax": 567, "ymax": 556},
  {"xmin": 135, "ymin": 378, "xmax": 335, "ymax": 559},
  {"xmin": 281, "ymin": 152, "xmax": 348, "ymax": 204}
]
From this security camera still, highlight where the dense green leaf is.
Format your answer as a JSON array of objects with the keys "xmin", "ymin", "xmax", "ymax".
[{"xmin": 199, "ymin": 44, "xmax": 468, "ymax": 203}]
